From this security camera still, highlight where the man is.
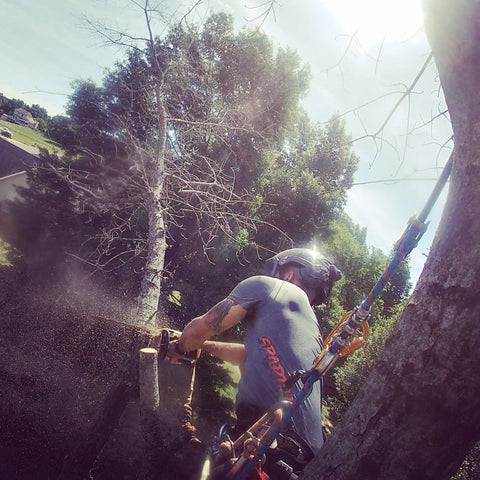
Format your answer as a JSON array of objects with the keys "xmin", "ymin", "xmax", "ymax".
[{"xmin": 169, "ymin": 248, "xmax": 341, "ymax": 477}]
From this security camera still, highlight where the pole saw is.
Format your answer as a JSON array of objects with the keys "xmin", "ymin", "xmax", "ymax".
[{"xmin": 224, "ymin": 153, "xmax": 453, "ymax": 480}]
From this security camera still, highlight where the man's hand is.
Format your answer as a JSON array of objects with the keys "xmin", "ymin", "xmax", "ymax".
[{"xmin": 166, "ymin": 339, "xmax": 199, "ymax": 364}]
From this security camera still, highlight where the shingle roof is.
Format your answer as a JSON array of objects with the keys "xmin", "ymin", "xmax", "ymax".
[
  {"xmin": 15, "ymin": 108, "xmax": 34, "ymax": 119},
  {"xmin": 0, "ymin": 137, "xmax": 38, "ymax": 178}
]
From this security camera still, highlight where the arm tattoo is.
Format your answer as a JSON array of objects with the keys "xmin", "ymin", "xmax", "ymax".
[{"xmin": 205, "ymin": 298, "xmax": 237, "ymax": 334}]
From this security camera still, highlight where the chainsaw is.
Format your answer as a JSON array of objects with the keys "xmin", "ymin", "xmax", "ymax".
[{"xmin": 158, "ymin": 328, "xmax": 200, "ymax": 365}]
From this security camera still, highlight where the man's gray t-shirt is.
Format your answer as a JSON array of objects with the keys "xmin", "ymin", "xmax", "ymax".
[{"xmin": 228, "ymin": 275, "xmax": 324, "ymax": 452}]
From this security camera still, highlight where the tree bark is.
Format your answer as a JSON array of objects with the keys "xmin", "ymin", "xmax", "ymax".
[
  {"xmin": 136, "ymin": 195, "xmax": 167, "ymax": 325},
  {"xmin": 300, "ymin": 1, "xmax": 480, "ymax": 479},
  {"xmin": 139, "ymin": 347, "xmax": 161, "ymax": 480},
  {"xmin": 136, "ymin": 82, "xmax": 168, "ymax": 326}
]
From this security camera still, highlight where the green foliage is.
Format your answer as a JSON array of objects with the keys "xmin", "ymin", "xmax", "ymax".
[
  {"xmin": 319, "ymin": 215, "xmax": 411, "ymax": 325},
  {"xmin": 252, "ymin": 114, "xmax": 358, "ymax": 253},
  {"xmin": 6, "ymin": 151, "xmax": 147, "ymax": 290},
  {"xmin": 313, "ymin": 214, "xmax": 411, "ymax": 425},
  {"xmin": 28, "ymin": 104, "xmax": 49, "ymax": 121},
  {"xmin": 327, "ymin": 304, "xmax": 403, "ymax": 422},
  {"xmin": 46, "ymin": 115, "xmax": 77, "ymax": 151},
  {"xmin": 66, "ymin": 79, "xmax": 124, "ymax": 156},
  {"xmin": 0, "ymin": 239, "xmax": 12, "ymax": 266},
  {"xmin": 326, "ymin": 216, "xmax": 385, "ymax": 310}
]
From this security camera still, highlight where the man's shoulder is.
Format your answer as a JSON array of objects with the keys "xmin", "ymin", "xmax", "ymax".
[
  {"xmin": 237, "ymin": 275, "xmax": 283, "ymax": 291},
  {"xmin": 240, "ymin": 274, "xmax": 278, "ymax": 285},
  {"xmin": 228, "ymin": 275, "xmax": 278, "ymax": 306}
]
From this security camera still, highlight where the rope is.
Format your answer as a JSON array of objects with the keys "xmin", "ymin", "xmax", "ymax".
[{"xmin": 182, "ymin": 349, "xmax": 203, "ymax": 447}]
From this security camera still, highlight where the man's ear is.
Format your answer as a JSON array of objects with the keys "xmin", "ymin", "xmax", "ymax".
[{"xmin": 280, "ymin": 266, "xmax": 295, "ymax": 282}]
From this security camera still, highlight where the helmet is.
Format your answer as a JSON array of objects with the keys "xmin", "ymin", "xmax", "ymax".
[{"xmin": 264, "ymin": 248, "xmax": 342, "ymax": 305}]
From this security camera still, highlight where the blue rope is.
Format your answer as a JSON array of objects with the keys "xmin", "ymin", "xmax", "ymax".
[{"xmin": 236, "ymin": 370, "xmax": 320, "ymax": 480}]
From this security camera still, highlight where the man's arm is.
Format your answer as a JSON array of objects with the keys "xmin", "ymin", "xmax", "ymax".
[
  {"xmin": 176, "ymin": 297, "xmax": 248, "ymax": 352},
  {"xmin": 202, "ymin": 340, "xmax": 246, "ymax": 367}
]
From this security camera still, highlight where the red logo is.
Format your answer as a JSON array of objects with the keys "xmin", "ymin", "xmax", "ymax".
[{"xmin": 259, "ymin": 336, "xmax": 293, "ymax": 401}]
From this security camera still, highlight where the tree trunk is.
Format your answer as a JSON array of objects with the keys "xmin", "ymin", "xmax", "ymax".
[
  {"xmin": 300, "ymin": 1, "xmax": 480, "ymax": 479},
  {"xmin": 139, "ymin": 347, "xmax": 161, "ymax": 480},
  {"xmin": 136, "ymin": 195, "xmax": 167, "ymax": 325},
  {"xmin": 136, "ymin": 84, "xmax": 168, "ymax": 326}
]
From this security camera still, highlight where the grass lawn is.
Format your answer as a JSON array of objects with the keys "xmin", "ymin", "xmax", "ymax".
[
  {"xmin": 0, "ymin": 239, "xmax": 11, "ymax": 266},
  {"xmin": 215, "ymin": 361, "xmax": 241, "ymax": 414},
  {"xmin": 0, "ymin": 119, "xmax": 63, "ymax": 154}
]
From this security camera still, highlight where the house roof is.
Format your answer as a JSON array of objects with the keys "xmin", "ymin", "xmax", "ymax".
[
  {"xmin": 14, "ymin": 108, "xmax": 34, "ymax": 119},
  {"xmin": 0, "ymin": 137, "xmax": 38, "ymax": 178}
]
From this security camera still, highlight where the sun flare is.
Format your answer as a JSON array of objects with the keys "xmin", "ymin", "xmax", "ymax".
[{"xmin": 322, "ymin": 0, "xmax": 424, "ymax": 48}]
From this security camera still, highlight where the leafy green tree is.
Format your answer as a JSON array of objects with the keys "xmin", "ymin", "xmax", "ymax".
[
  {"xmin": 20, "ymin": 10, "xmax": 316, "ymax": 324},
  {"xmin": 46, "ymin": 115, "xmax": 76, "ymax": 150},
  {"xmin": 0, "ymin": 96, "xmax": 27, "ymax": 115},
  {"xmin": 252, "ymin": 114, "xmax": 358, "ymax": 253},
  {"xmin": 310, "ymin": 214, "xmax": 411, "ymax": 429},
  {"xmin": 66, "ymin": 79, "xmax": 123, "ymax": 156},
  {"xmin": 6, "ymin": 150, "xmax": 146, "ymax": 292},
  {"xmin": 325, "ymin": 216, "xmax": 403, "ymax": 313},
  {"xmin": 29, "ymin": 103, "xmax": 49, "ymax": 119}
]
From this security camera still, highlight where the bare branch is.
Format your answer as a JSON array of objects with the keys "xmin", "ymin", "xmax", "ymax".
[
  {"xmin": 245, "ymin": 0, "xmax": 278, "ymax": 29},
  {"xmin": 82, "ymin": 15, "xmax": 149, "ymax": 53},
  {"xmin": 352, "ymin": 52, "xmax": 434, "ymax": 146}
]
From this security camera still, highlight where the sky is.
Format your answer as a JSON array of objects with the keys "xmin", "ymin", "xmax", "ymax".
[{"xmin": 0, "ymin": 0, "xmax": 453, "ymax": 286}]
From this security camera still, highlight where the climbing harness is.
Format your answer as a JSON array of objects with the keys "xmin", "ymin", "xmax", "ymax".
[{"xmin": 201, "ymin": 402, "xmax": 311, "ymax": 480}]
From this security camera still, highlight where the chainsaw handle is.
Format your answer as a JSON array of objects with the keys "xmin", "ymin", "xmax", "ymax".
[{"xmin": 158, "ymin": 328, "xmax": 200, "ymax": 365}]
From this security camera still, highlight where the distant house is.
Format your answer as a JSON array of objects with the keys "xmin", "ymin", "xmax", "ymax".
[{"xmin": 1, "ymin": 108, "xmax": 38, "ymax": 129}]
